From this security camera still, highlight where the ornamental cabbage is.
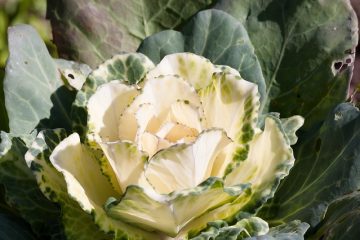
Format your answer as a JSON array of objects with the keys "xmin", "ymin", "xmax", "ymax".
[{"xmin": 26, "ymin": 52, "xmax": 304, "ymax": 239}]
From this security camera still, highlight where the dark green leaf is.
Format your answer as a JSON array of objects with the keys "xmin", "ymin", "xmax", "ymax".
[
  {"xmin": 190, "ymin": 217, "xmax": 269, "ymax": 240},
  {"xmin": 0, "ymin": 213, "xmax": 37, "ymax": 240},
  {"xmin": 216, "ymin": 0, "xmax": 358, "ymax": 129},
  {"xmin": 0, "ymin": 132, "xmax": 65, "ymax": 239},
  {"xmin": 307, "ymin": 191, "xmax": 360, "ymax": 240},
  {"xmin": 3, "ymin": 24, "xmax": 75, "ymax": 135},
  {"xmin": 258, "ymin": 103, "xmax": 360, "ymax": 229},
  {"xmin": 47, "ymin": 0, "xmax": 216, "ymax": 67},
  {"xmin": 190, "ymin": 216, "xmax": 308, "ymax": 240},
  {"xmin": 257, "ymin": 220, "xmax": 309, "ymax": 240},
  {"xmin": 138, "ymin": 9, "xmax": 266, "ymax": 105},
  {"xmin": 136, "ymin": 30, "xmax": 184, "ymax": 64}
]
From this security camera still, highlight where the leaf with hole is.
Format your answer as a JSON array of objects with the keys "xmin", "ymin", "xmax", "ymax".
[
  {"xmin": 3, "ymin": 25, "xmax": 75, "ymax": 134},
  {"xmin": 216, "ymin": 0, "xmax": 358, "ymax": 129}
]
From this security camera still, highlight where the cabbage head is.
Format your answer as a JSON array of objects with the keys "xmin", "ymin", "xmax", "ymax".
[{"xmin": 26, "ymin": 52, "xmax": 305, "ymax": 239}]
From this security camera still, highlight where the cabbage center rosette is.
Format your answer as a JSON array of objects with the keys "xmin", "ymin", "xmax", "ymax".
[{"xmin": 33, "ymin": 53, "xmax": 304, "ymax": 238}]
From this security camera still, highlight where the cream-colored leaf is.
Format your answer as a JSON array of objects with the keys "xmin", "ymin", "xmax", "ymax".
[
  {"xmin": 134, "ymin": 101, "xmax": 203, "ymax": 149},
  {"xmin": 155, "ymin": 122, "xmax": 176, "ymax": 139},
  {"xmin": 118, "ymin": 111, "xmax": 138, "ymax": 142},
  {"xmin": 139, "ymin": 132, "xmax": 159, "ymax": 156},
  {"xmin": 155, "ymin": 122, "xmax": 198, "ymax": 143},
  {"xmin": 135, "ymin": 104, "xmax": 162, "ymax": 137},
  {"xmin": 135, "ymin": 75, "xmax": 201, "ymax": 113},
  {"xmin": 49, "ymin": 133, "xmax": 118, "ymax": 213},
  {"xmin": 147, "ymin": 53, "xmax": 215, "ymax": 90},
  {"xmin": 199, "ymin": 73, "xmax": 259, "ymax": 140},
  {"xmin": 168, "ymin": 101, "xmax": 204, "ymax": 132},
  {"xmin": 87, "ymin": 81, "xmax": 139, "ymax": 142},
  {"xmin": 145, "ymin": 130, "xmax": 232, "ymax": 194},
  {"xmin": 99, "ymin": 141, "xmax": 149, "ymax": 192},
  {"xmin": 138, "ymin": 132, "xmax": 171, "ymax": 157}
]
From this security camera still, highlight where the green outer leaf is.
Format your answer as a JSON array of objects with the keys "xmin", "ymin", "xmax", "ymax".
[
  {"xmin": 0, "ymin": 185, "xmax": 17, "ymax": 217},
  {"xmin": 47, "ymin": 0, "xmax": 216, "ymax": 67},
  {"xmin": 0, "ymin": 213, "xmax": 37, "ymax": 240},
  {"xmin": 190, "ymin": 216, "xmax": 269, "ymax": 240},
  {"xmin": 190, "ymin": 216, "xmax": 308, "ymax": 240},
  {"xmin": 257, "ymin": 103, "xmax": 360, "ymax": 228},
  {"xmin": 138, "ymin": 9, "xmax": 266, "ymax": 106},
  {"xmin": 216, "ymin": 0, "xmax": 358, "ymax": 129},
  {"xmin": 72, "ymin": 53, "xmax": 154, "ymax": 139},
  {"xmin": 307, "ymin": 191, "xmax": 360, "ymax": 240},
  {"xmin": 0, "ymin": 132, "xmax": 65, "ymax": 240},
  {"xmin": 0, "ymin": 68, "xmax": 9, "ymax": 132},
  {"xmin": 280, "ymin": 116, "xmax": 304, "ymax": 145},
  {"xmin": 3, "ymin": 24, "xmax": 75, "ymax": 134},
  {"xmin": 138, "ymin": 30, "xmax": 185, "ymax": 63},
  {"xmin": 251, "ymin": 220, "xmax": 309, "ymax": 240},
  {"xmin": 25, "ymin": 129, "xmax": 112, "ymax": 240}
]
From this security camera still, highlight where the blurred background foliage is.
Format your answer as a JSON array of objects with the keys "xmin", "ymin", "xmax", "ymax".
[{"xmin": 0, "ymin": 0, "xmax": 56, "ymax": 71}]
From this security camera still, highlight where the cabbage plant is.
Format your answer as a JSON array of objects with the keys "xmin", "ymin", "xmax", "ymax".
[{"xmin": 0, "ymin": 1, "xmax": 359, "ymax": 240}]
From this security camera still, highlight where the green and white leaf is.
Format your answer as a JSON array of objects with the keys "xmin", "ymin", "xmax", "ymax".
[
  {"xmin": 48, "ymin": 133, "xmax": 119, "ymax": 213},
  {"xmin": 138, "ymin": 10, "xmax": 266, "ymax": 106},
  {"xmin": 258, "ymin": 103, "xmax": 360, "ymax": 228},
  {"xmin": 25, "ymin": 129, "xmax": 158, "ymax": 240},
  {"xmin": 146, "ymin": 53, "xmax": 215, "ymax": 90},
  {"xmin": 225, "ymin": 116, "xmax": 301, "ymax": 212},
  {"xmin": 3, "ymin": 24, "xmax": 75, "ymax": 134},
  {"xmin": 198, "ymin": 72, "xmax": 260, "ymax": 176},
  {"xmin": 105, "ymin": 177, "xmax": 249, "ymax": 237},
  {"xmin": 47, "ymin": 0, "xmax": 216, "ymax": 67},
  {"xmin": 72, "ymin": 53, "xmax": 154, "ymax": 139},
  {"xmin": 190, "ymin": 216, "xmax": 269, "ymax": 240},
  {"xmin": 0, "ymin": 131, "xmax": 65, "ymax": 239}
]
